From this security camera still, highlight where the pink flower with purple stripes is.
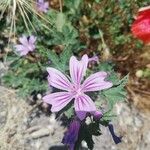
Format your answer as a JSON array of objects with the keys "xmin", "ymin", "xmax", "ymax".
[{"xmin": 43, "ymin": 55, "xmax": 112, "ymax": 120}]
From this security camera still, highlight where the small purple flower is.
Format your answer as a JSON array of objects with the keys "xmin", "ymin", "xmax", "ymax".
[
  {"xmin": 43, "ymin": 55, "xmax": 112, "ymax": 120},
  {"xmin": 62, "ymin": 119, "xmax": 80, "ymax": 150},
  {"xmin": 15, "ymin": 35, "xmax": 36, "ymax": 56},
  {"xmin": 37, "ymin": 0, "xmax": 49, "ymax": 13},
  {"xmin": 88, "ymin": 56, "xmax": 99, "ymax": 63},
  {"xmin": 108, "ymin": 123, "xmax": 122, "ymax": 144}
]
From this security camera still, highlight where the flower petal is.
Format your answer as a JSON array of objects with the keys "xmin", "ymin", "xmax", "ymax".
[
  {"xmin": 131, "ymin": 18, "xmax": 150, "ymax": 43},
  {"xmin": 43, "ymin": 92, "xmax": 73, "ymax": 112},
  {"xmin": 20, "ymin": 51, "xmax": 29, "ymax": 56},
  {"xmin": 27, "ymin": 44, "xmax": 35, "ymax": 52},
  {"xmin": 29, "ymin": 35, "xmax": 36, "ymax": 44},
  {"xmin": 62, "ymin": 119, "xmax": 80, "ymax": 150},
  {"xmin": 131, "ymin": 8, "xmax": 150, "ymax": 44},
  {"xmin": 108, "ymin": 124, "xmax": 122, "ymax": 144},
  {"xmin": 82, "ymin": 71, "xmax": 113, "ymax": 92},
  {"xmin": 74, "ymin": 94, "xmax": 96, "ymax": 120},
  {"xmin": 38, "ymin": 0, "xmax": 44, "ymax": 3},
  {"xmin": 47, "ymin": 67, "xmax": 72, "ymax": 91},
  {"xmin": 15, "ymin": 45, "xmax": 29, "ymax": 56},
  {"xmin": 19, "ymin": 35, "xmax": 28, "ymax": 45},
  {"xmin": 44, "ymin": 2, "xmax": 49, "ymax": 8},
  {"xmin": 138, "ymin": 7, "xmax": 150, "ymax": 18},
  {"xmin": 15, "ymin": 45, "xmax": 25, "ymax": 51},
  {"xmin": 70, "ymin": 55, "xmax": 88, "ymax": 85}
]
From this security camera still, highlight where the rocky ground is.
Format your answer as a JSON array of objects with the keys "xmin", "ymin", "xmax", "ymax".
[{"xmin": 0, "ymin": 85, "xmax": 150, "ymax": 150}]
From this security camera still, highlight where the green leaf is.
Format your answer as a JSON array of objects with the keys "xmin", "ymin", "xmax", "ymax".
[
  {"xmin": 56, "ymin": 13, "xmax": 66, "ymax": 32},
  {"xmin": 95, "ymin": 0, "xmax": 101, "ymax": 3},
  {"xmin": 46, "ymin": 50, "xmax": 60, "ymax": 69},
  {"xmin": 74, "ymin": 0, "xmax": 82, "ymax": 9},
  {"xmin": 64, "ymin": 0, "xmax": 82, "ymax": 10},
  {"xmin": 88, "ymin": 122, "xmax": 101, "ymax": 136},
  {"xmin": 59, "ymin": 46, "xmax": 72, "ymax": 71},
  {"xmin": 98, "ymin": 62, "xmax": 129, "ymax": 85},
  {"xmin": 102, "ymin": 83, "xmax": 127, "ymax": 110},
  {"xmin": 64, "ymin": 106, "xmax": 74, "ymax": 118},
  {"xmin": 98, "ymin": 62, "xmax": 115, "ymax": 72},
  {"xmin": 76, "ymin": 124, "xmax": 94, "ymax": 150},
  {"xmin": 117, "ymin": 74, "xmax": 129, "ymax": 86},
  {"xmin": 101, "ymin": 111, "xmax": 117, "ymax": 122}
]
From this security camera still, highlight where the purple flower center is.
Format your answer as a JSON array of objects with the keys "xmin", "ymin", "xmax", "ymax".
[
  {"xmin": 71, "ymin": 85, "xmax": 83, "ymax": 98},
  {"xmin": 75, "ymin": 88, "xmax": 82, "ymax": 97}
]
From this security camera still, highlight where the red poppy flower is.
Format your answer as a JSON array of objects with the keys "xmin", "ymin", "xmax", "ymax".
[{"xmin": 131, "ymin": 6, "xmax": 150, "ymax": 44}]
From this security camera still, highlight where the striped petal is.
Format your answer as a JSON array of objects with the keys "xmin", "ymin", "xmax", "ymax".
[
  {"xmin": 47, "ymin": 67, "xmax": 72, "ymax": 91},
  {"xmin": 43, "ymin": 92, "xmax": 73, "ymax": 112},
  {"xmin": 74, "ymin": 94, "xmax": 96, "ymax": 120},
  {"xmin": 69, "ymin": 54, "xmax": 88, "ymax": 85},
  {"xmin": 82, "ymin": 71, "xmax": 113, "ymax": 92}
]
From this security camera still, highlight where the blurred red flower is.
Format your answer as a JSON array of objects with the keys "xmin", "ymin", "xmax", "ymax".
[{"xmin": 131, "ymin": 6, "xmax": 150, "ymax": 44}]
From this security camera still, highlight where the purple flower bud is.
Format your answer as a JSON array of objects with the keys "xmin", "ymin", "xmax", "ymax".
[
  {"xmin": 88, "ymin": 56, "xmax": 99, "ymax": 64},
  {"xmin": 62, "ymin": 119, "xmax": 80, "ymax": 150},
  {"xmin": 93, "ymin": 111, "xmax": 103, "ymax": 120},
  {"xmin": 108, "ymin": 123, "xmax": 122, "ymax": 144}
]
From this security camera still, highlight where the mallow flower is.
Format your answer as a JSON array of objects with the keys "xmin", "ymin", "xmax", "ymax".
[
  {"xmin": 15, "ymin": 35, "xmax": 36, "ymax": 56},
  {"xmin": 62, "ymin": 119, "xmax": 80, "ymax": 150},
  {"xmin": 37, "ymin": 0, "xmax": 49, "ymax": 13},
  {"xmin": 43, "ymin": 54, "xmax": 112, "ymax": 120}
]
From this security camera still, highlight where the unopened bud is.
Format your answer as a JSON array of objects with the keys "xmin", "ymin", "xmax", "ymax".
[
  {"xmin": 93, "ymin": 111, "xmax": 103, "ymax": 120},
  {"xmin": 37, "ymin": 93, "xmax": 42, "ymax": 100},
  {"xmin": 135, "ymin": 70, "xmax": 143, "ymax": 78}
]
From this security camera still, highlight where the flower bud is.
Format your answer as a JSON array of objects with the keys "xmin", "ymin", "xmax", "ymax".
[{"xmin": 93, "ymin": 111, "xmax": 103, "ymax": 120}]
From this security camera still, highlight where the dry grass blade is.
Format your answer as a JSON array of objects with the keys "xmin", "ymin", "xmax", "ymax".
[
  {"xmin": 22, "ymin": 0, "xmax": 53, "ymax": 26},
  {"xmin": 9, "ymin": 0, "xmax": 17, "ymax": 38},
  {"xmin": 0, "ymin": 0, "xmax": 53, "ymax": 37},
  {"xmin": 16, "ymin": 0, "xmax": 32, "ymax": 33},
  {"xmin": 0, "ymin": 1, "xmax": 9, "ymax": 20}
]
